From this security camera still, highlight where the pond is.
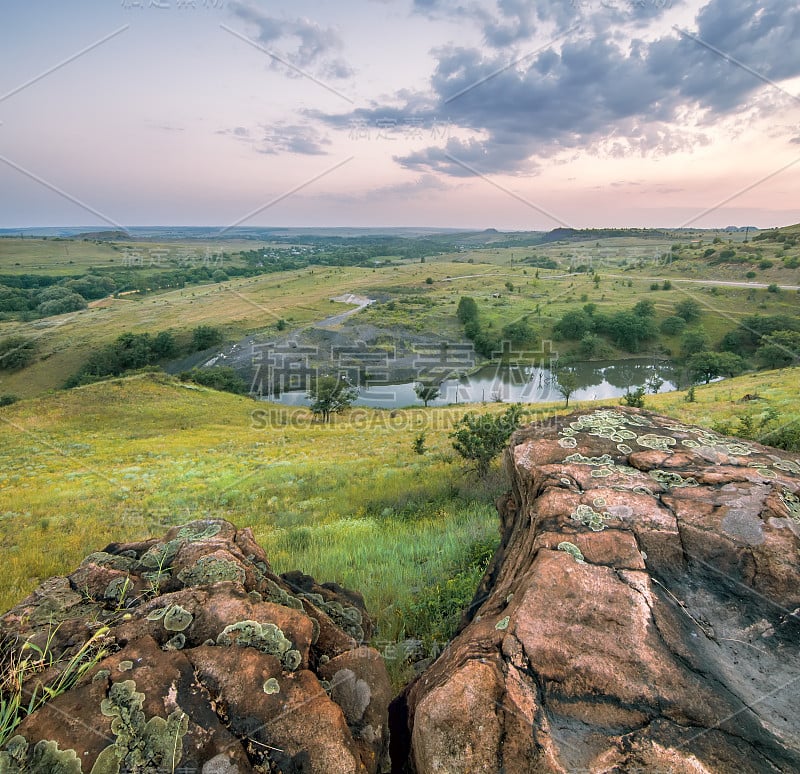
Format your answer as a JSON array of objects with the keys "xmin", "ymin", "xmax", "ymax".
[{"xmin": 266, "ymin": 358, "xmax": 681, "ymax": 409}]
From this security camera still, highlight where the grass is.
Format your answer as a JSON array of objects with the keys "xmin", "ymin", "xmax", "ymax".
[
  {"xmin": 0, "ymin": 368, "xmax": 798, "ymax": 690},
  {"xmin": 0, "ymin": 625, "xmax": 112, "ymax": 748},
  {"xmin": 2, "ymin": 366, "xmax": 798, "ymax": 615},
  {"xmin": 0, "ymin": 374, "xmax": 523, "ymax": 645}
]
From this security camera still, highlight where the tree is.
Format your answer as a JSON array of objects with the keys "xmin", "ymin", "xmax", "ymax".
[
  {"xmin": 456, "ymin": 297, "xmax": 479, "ymax": 324},
  {"xmin": 605, "ymin": 311, "xmax": 656, "ymax": 352},
  {"xmin": 151, "ymin": 330, "xmax": 177, "ymax": 359},
  {"xmin": 501, "ymin": 318, "xmax": 534, "ymax": 345},
  {"xmin": 680, "ymin": 329, "xmax": 711, "ymax": 359},
  {"xmin": 414, "ymin": 382, "xmax": 440, "ymax": 407},
  {"xmin": 687, "ymin": 351, "xmax": 745, "ymax": 384},
  {"xmin": 674, "ymin": 298, "xmax": 702, "ymax": 323},
  {"xmin": 308, "ymin": 375, "xmax": 358, "ymax": 422},
  {"xmin": 553, "ymin": 310, "xmax": 593, "ymax": 340},
  {"xmin": 633, "ymin": 299, "xmax": 655, "ymax": 318},
  {"xmin": 660, "ymin": 316, "xmax": 686, "ymax": 336},
  {"xmin": 180, "ymin": 366, "xmax": 248, "ymax": 394},
  {"xmin": 450, "ymin": 404, "xmax": 523, "ymax": 477},
  {"xmin": 556, "ymin": 370, "xmax": 578, "ymax": 407},
  {"xmin": 756, "ymin": 330, "xmax": 800, "ymax": 368}
]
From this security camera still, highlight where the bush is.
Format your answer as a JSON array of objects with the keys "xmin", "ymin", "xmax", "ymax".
[
  {"xmin": 767, "ymin": 283, "xmax": 780, "ymax": 294},
  {"xmin": 36, "ymin": 292, "xmax": 87, "ymax": 317},
  {"xmin": 0, "ymin": 336, "xmax": 37, "ymax": 371},
  {"xmin": 0, "ymin": 394, "xmax": 19, "ymax": 407},
  {"xmin": 191, "ymin": 325, "xmax": 224, "ymax": 351},
  {"xmin": 621, "ymin": 386, "xmax": 646, "ymax": 408},
  {"xmin": 451, "ymin": 404, "xmax": 523, "ymax": 477},
  {"xmin": 179, "ymin": 366, "xmax": 248, "ymax": 394}
]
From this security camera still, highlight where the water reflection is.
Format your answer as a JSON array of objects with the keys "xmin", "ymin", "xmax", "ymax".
[{"xmin": 267, "ymin": 358, "xmax": 680, "ymax": 409}]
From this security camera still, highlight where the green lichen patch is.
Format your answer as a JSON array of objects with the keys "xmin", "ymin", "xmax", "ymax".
[
  {"xmin": 103, "ymin": 577, "xmax": 132, "ymax": 605},
  {"xmin": 0, "ymin": 736, "xmax": 82, "ymax": 773},
  {"xmin": 95, "ymin": 679, "xmax": 188, "ymax": 774},
  {"xmin": 176, "ymin": 521, "xmax": 222, "ymax": 542},
  {"xmin": 145, "ymin": 607, "xmax": 167, "ymax": 622},
  {"xmin": 564, "ymin": 453, "xmax": 615, "ymax": 467},
  {"xmin": 177, "ymin": 556, "xmax": 245, "ymax": 587},
  {"xmin": 117, "ymin": 661, "xmax": 133, "ymax": 673},
  {"xmin": 81, "ymin": 553, "xmax": 137, "ymax": 573},
  {"xmin": 300, "ymin": 593, "xmax": 364, "ymax": 642},
  {"xmin": 557, "ymin": 542, "xmax": 585, "ymax": 563},
  {"xmin": 262, "ymin": 678, "xmax": 280, "ymax": 695},
  {"xmin": 138, "ymin": 539, "xmax": 184, "ymax": 571},
  {"xmin": 163, "ymin": 634, "xmax": 186, "ymax": 651},
  {"xmin": 772, "ymin": 457, "xmax": 800, "ymax": 475},
  {"xmin": 780, "ymin": 489, "xmax": 800, "ymax": 523},
  {"xmin": 162, "ymin": 605, "xmax": 193, "ymax": 632},
  {"xmin": 571, "ymin": 504, "xmax": 612, "ymax": 532},
  {"xmin": 495, "ymin": 616, "xmax": 510, "ymax": 631},
  {"xmin": 635, "ymin": 434, "xmax": 677, "ymax": 452},
  {"xmin": 262, "ymin": 579, "xmax": 304, "ymax": 611},
  {"xmin": 649, "ymin": 469, "xmax": 699, "ymax": 489},
  {"xmin": 216, "ymin": 620, "xmax": 301, "ymax": 671}
]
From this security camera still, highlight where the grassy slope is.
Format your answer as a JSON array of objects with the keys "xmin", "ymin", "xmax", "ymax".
[{"xmin": 1, "ymin": 368, "xmax": 798, "ymax": 634}]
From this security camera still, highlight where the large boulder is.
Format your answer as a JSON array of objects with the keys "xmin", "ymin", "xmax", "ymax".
[
  {"xmin": 399, "ymin": 408, "xmax": 800, "ymax": 773},
  {"xmin": 0, "ymin": 519, "xmax": 390, "ymax": 773}
]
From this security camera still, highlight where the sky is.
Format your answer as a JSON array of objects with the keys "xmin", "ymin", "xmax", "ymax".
[{"xmin": 0, "ymin": 0, "xmax": 799, "ymax": 230}]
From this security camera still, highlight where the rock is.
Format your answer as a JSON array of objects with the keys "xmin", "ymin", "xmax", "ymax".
[
  {"xmin": 0, "ymin": 519, "xmax": 390, "ymax": 773},
  {"xmin": 398, "ymin": 408, "xmax": 800, "ymax": 773}
]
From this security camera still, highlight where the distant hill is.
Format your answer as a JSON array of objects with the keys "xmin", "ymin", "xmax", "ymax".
[{"xmin": 74, "ymin": 229, "xmax": 132, "ymax": 241}]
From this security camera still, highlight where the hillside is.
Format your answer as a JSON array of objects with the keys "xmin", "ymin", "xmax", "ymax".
[{"xmin": 1, "ymin": 368, "xmax": 798, "ymax": 649}]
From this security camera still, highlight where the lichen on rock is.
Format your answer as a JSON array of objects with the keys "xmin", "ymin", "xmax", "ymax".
[
  {"xmin": 94, "ymin": 679, "xmax": 189, "ymax": 774},
  {"xmin": 0, "ymin": 737, "xmax": 82, "ymax": 774},
  {"xmin": 215, "ymin": 619, "xmax": 300, "ymax": 671},
  {"xmin": 177, "ymin": 556, "xmax": 245, "ymax": 586}
]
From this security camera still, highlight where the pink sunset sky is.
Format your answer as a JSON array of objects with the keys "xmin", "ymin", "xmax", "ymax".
[{"xmin": 1, "ymin": 0, "xmax": 798, "ymax": 230}]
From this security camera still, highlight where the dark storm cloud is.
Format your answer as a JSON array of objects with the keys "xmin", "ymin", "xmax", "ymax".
[{"xmin": 326, "ymin": 0, "xmax": 800, "ymax": 176}]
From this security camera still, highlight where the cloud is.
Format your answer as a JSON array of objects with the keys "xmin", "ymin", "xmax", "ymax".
[
  {"xmin": 218, "ymin": 123, "xmax": 331, "ymax": 155},
  {"xmin": 322, "ymin": 0, "xmax": 800, "ymax": 177},
  {"xmin": 228, "ymin": 2, "xmax": 354, "ymax": 77},
  {"xmin": 411, "ymin": 0, "xmax": 683, "ymax": 46},
  {"xmin": 258, "ymin": 124, "xmax": 331, "ymax": 155}
]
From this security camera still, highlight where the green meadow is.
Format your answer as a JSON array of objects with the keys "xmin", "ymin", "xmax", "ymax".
[{"xmin": 1, "ymin": 367, "xmax": 798, "ymax": 677}]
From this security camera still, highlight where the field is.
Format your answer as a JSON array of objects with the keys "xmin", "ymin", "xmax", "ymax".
[
  {"xmin": 1, "ymin": 227, "xmax": 799, "ymax": 687},
  {"xmin": 2, "ymin": 228, "xmax": 799, "ymax": 400},
  {"xmin": 1, "ymin": 366, "xmax": 799, "ymax": 685}
]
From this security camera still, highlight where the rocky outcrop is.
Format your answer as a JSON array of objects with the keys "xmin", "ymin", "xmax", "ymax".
[
  {"xmin": 0, "ymin": 520, "xmax": 390, "ymax": 773},
  {"xmin": 399, "ymin": 408, "xmax": 800, "ymax": 773}
]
